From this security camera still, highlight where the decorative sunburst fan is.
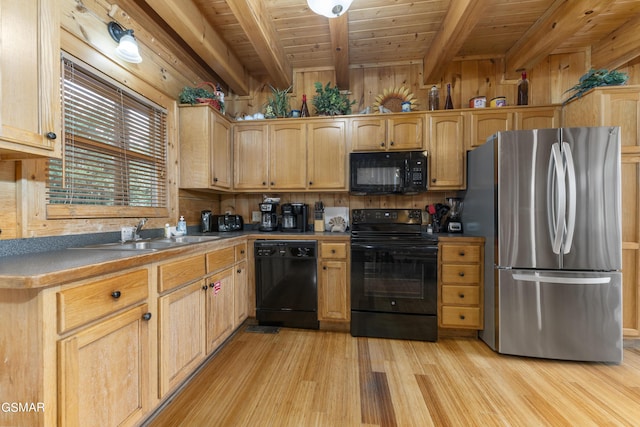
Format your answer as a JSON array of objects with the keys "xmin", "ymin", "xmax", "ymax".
[{"xmin": 372, "ymin": 86, "xmax": 419, "ymax": 112}]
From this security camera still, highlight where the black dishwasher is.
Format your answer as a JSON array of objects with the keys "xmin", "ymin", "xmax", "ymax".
[{"xmin": 255, "ymin": 240, "xmax": 319, "ymax": 329}]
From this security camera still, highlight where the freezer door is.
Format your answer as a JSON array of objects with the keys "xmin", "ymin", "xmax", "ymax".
[
  {"xmin": 498, "ymin": 128, "xmax": 562, "ymax": 269},
  {"xmin": 560, "ymin": 127, "xmax": 621, "ymax": 270},
  {"xmin": 498, "ymin": 269, "xmax": 622, "ymax": 363}
]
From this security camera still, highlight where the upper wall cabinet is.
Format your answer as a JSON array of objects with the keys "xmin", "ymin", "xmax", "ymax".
[
  {"xmin": 427, "ymin": 112, "xmax": 465, "ymax": 189},
  {"xmin": 179, "ymin": 104, "xmax": 232, "ymax": 191},
  {"xmin": 307, "ymin": 120, "xmax": 348, "ymax": 190},
  {"xmin": 351, "ymin": 114, "xmax": 424, "ymax": 151},
  {"xmin": 0, "ymin": 0, "xmax": 60, "ymax": 159},
  {"xmin": 514, "ymin": 106, "xmax": 560, "ymax": 130},
  {"xmin": 466, "ymin": 110, "xmax": 513, "ymax": 149}
]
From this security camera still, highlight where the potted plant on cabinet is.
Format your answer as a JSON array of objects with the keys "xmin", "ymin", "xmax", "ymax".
[
  {"xmin": 312, "ymin": 81, "xmax": 356, "ymax": 116},
  {"xmin": 265, "ymin": 85, "xmax": 292, "ymax": 118},
  {"xmin": 178, "ymin": 82, "xmax": 225, "ymax": 113}
]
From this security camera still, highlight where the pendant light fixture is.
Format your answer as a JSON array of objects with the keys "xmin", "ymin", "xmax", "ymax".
[
  {"xmin": 307, "ymin": 0, "xmax": 353, "ymax": 18},
  {"xmin": 108, "ymin": 22, "xmax": 143, "ymax": 64}
]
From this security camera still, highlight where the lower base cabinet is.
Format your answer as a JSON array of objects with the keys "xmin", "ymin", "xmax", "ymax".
[
  {"xmin": 58, "ymin": 304, "xmax": 151, "ymax": 427},
  {"xmin": 206, "ymin": 267, "xmax": 235, "ymax": 353},
  {"xmin": 318, "ymin": 242, "xmax": 350, "ymax": 325}
]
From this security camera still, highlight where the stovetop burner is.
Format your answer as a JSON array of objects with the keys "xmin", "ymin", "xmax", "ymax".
[{"xmin": 350, "ymin": 208, "xmax": 437, "ymax": 243}]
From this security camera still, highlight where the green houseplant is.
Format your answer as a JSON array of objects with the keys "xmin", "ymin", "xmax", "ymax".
[
  {"xmin": 563, "ymin": 69, "xmax": 628, "ymax": 104},
  {"xmin": 178, "ymin": 82, "xmax": 225, "ymax": 113},
  {"xmin": 265, "ymin": 85, "xmax": 292, "ymax": 118},
  {"xmin": 312, "ymin": 81, "xmax": 356, "ymax": 116}
]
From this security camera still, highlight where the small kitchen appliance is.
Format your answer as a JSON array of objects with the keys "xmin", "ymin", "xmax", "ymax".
[
  {"xmin": 213, "ymin": 214, "xmax": 244, "ymax": 232},
  {"xmin": 259, "ymin": 202, "xmax": 279, "ymax": 232},
  {"xmin": 349, "ymin": 151, "xmax": 427, "ymax": 195},
  {"xmin": 445, "ymin": 197, "xmax": 463, "ymax": 233},
  {"xmin": 200, "ymin": 210, "xmax": 213, "ymax": 232},
  {"xmin": 281, "ymin": 203, "xmax": 308, "ymax": 232}
]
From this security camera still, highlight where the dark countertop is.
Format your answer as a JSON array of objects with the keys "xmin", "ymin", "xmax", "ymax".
[{"xmin": 0, "ymin": 230, "xmax": 350, "ymax": 290}]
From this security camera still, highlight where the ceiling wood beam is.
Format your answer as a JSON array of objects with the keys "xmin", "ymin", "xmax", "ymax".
[
  {"xmin": 592, "ymin": 13, "xmax": 640, "ymax": 70},
  {"xmin": 504, "ymin": 0, "xmax": 609, "ymax": 78},
  {"xmin": 226, "ymin": 0, "xmax": 292, "ymax": 89},
  {"xmin": 422, "ymin": 0, "xmax": 490, "ymax": 85},
  {"xmin": 328, "ymin": 13, "xmax": 350, "ymax": 89},
  {"xmin": 143, "ymin": 0, "xmax": 250, "ymax": 95}
]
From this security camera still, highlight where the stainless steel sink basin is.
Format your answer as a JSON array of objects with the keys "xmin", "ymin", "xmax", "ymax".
[{"xmin": 72, "ymin": 235, "xmax": 221, "ymax": 251}]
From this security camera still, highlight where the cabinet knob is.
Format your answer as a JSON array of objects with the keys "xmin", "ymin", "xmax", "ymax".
[
  {"xmin": 46, "ymin": 132, "xmax": 57, "ymax": 140},
  {"xmin": 380, "ymin": 142, "xmax": 385, "ymax": 147},
  {"xmin": 431, "ymin": 178, "xmax": 437, "ymax": 183},
  {"xmin": 323, "ymin": 266, "xmax": 327, "ymax": 270},
  {"xmin": 459, "ymin": 314, "xmax": 466, "ymax": 320},
  {"xmin": 213, "ymin": 177, "xmax": 218, "ymax": 182},
  {"xmin": 202, "ymin": 285, "xmax": 208, "ymax": 291},
  {"xmin": 390, "ymin": 141, "xmax": 394, "ymax": 146},
  {"xmin": 270, "ymin": 182, "xmax": 275, "ymax": 186},
  {"xmin": 111, "ymin": 291, "xmax": 121, "ymax": 299},
  {"xmin": 459, "ymin": 251, "xmax": 465, "ymax": 256},
  {"xmin": 309, "ymin": 181, "xmax": 313, "ymax": 185},
  {"xmin": 237, "ymin": 269, "xmax": 242, "ymax": 274},
  {"xmin": 331, "ymin": 249, "xmax": 336, "ymax": 254},
  {"xmin": 458, "ymin": 293, "xmax": 465, "ymax": 299},
  {"xmin": 142, "ymin": 312, "xmax": 152, "ymax": 321},
  {"xmin": 240, "ymin": 249, "xmax": 245, "ymax": 254},
  {"xmin": 459, "ymin": 272, "xmax": 465, "ymax": 277},
  {"xmin": 262, "ymin": 181, "xmax": 267, "ymax": 186}
]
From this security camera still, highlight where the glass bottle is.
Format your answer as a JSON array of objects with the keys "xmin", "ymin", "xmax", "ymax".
[
  {"xmin": 428, "ymin": 85, "xmax": 439, "ymax": 110},
  {"xmin": 300, "ymin": 94, "xmax": 310, "ymax": 117},
  {"xmin": 444, "ymin": 83, "xmax": 454, "ymax": 109},
  {"xmin": 517, "ymin": 72, "xmax": 529, "ymax": 105}
]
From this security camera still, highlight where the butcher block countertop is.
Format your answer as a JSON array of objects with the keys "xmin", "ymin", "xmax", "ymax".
[{"xmin": 0, "ymin": 231, "xmax": 350, "ymax": 290}]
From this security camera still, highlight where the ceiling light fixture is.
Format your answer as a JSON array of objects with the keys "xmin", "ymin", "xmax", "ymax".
[
  {"xmin": 108, "ymin": 21, "xmax": 142, "ymax": 64},
  {"xmin": 307, "ymin": 0, "xmax": 353, "ymax": 18}
]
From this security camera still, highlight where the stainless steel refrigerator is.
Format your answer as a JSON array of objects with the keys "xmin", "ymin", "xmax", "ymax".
[{"xmin": 464, "ymin": 127, "xmax": 623, "ymax": 363}]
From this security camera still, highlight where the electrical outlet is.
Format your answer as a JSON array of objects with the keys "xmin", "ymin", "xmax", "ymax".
[{"xmin": 251, "ymin": 211, "xmax": 262, "ymax": 222}]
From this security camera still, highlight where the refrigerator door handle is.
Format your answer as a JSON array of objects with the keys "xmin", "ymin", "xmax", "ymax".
[
  {"xmin": 547, "ymin": 143, "xmax": 566, "ymax": 254},
  {"xmin": 512, "ymin": 273, "xmax": 612, "ymax": 285},
  {"xmin": 562, "ymin": 142, "xmax": 577, "ymax": 254}
]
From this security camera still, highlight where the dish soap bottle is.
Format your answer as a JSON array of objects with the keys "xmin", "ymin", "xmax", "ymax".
[
  {"xmin": 444, "ymin": 83, "xmax": 454, "ymax": 109},
  {"xmin": 428, "ymin": 85, "xmax": 439, "ymax": 110},
  {"xmin": 177, "ymin": 216, "xmax": 187, "ymax": 235},
  {"xmin": 517, "ymin": 72, "xmax": 529, "ymax": 105},
  {"xmin": 300, "ymin": 94, "xmax": 310, "ymax": 117}
]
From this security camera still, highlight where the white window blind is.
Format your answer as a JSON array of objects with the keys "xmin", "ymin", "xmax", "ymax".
[{"xmin": 47, "ymin": 56, "xmax": 168, "ymax": 218}]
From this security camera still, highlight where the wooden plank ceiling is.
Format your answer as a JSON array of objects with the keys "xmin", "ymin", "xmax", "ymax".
[{"xmin": 141, "ymin": 0, "xmax": 640, "ymax": 96}]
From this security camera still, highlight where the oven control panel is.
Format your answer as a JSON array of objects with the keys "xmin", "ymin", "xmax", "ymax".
[{"xmin": 352, "ymin": 208, "xmax": 422, "ymax": 224}]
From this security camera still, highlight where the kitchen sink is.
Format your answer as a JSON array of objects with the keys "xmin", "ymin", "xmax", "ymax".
[{"xmin": 71, "ymin": 235, "xmax": 221, "ymax": 251}]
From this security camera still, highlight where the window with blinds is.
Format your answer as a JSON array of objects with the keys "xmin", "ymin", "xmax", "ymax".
[{"xmin": 47, "ymin": 56, "xmax": 168, "ymax": 219}]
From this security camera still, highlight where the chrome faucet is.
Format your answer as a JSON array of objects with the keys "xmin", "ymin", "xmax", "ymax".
[{"xmin": 134, "ymin": 218, "xmax": 148, "ymax": 240}]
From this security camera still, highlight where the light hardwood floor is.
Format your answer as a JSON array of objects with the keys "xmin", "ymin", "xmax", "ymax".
[{"xmin": 144, "ymin": 325, "xmax": 640, "ymax": 427}]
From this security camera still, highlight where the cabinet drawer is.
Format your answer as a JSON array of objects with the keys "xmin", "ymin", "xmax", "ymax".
[
  {"xmin": 58, "ymin": 269, "xmax": 148, "ymax": 333},
  {"xmin": 206, "ymin": 247, "xmax": 235, "ymax": 273},
  {"xmin": 321, "ymin": 242, "xmax": 347, "ymax": 259},
  {"xmin": 441, "ymin": 306, "xmax": 481, "ymax": 328},
  {"xmin": 441, "ymin": 244, "xmax": 481, "ymax": 263},
  {"xmin": 441, "ymin": 264, "xmax": 480, "ymax": 284},
  {"xmin": 441, "ymin": 285, "xmax": 480, "ymax": 305},
  {"xmin": 158, "ymin": 255, "xmax": 206, "ymax": 293},
  {"xmin": 235, "ymin": 243, "xmax": 247, "ymax": 261}
]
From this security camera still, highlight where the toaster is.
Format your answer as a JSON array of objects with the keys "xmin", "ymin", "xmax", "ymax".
[{"xmin": 213, "ymin": 214, "xmax": 244, "ymax": 232}]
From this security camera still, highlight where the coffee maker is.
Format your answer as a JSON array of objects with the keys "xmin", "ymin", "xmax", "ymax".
[
  {"xmin": 259, "ymin": 202, "xmax": 279, "ymax": 231},
  {"xmin": 281, "ymin": 203, "xmax": 308, "ymax": 232},
  {"xmin": 446, "ymin": 197, "xmax": 463, "ymax": 233}
]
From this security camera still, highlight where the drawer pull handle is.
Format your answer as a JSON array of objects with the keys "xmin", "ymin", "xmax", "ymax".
[
  {"xmin": 142, "ymin": 312, "xmax": 152, "ymax": 321},
  {"xmin": 331, "ymin": 249, "xmax": 336, "ymax": 254},
  {"xmin": 458, "ymin": 293, "xmax": 465, "ymax": 299},
  {"xmin": 111, "ymin": 291, "xmax": 121, "ymax": 299},
  {"xmin": 458, "ymin": 272, "xmax": 465, "ymax": 277},
  {"xmin": 459, "ymin": 314, "xmax": 466, "ymax": 320}
]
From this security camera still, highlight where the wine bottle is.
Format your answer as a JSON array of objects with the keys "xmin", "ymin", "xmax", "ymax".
[
  {"xmin": 300, "ymin": 94, "xmax": 310, "ymax": 117},
  {"xmin": 517, "ymin": 72, "xmax": 529, "ymax": 105},
  {"xmin": 444, "ymin": 83, "xmax": 454, "ymax": 109},
  {"xmin": 428, "ymin": 85, "xmax": 439, "ymax": 110}
]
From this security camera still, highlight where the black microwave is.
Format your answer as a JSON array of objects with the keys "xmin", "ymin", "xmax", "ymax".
[{"xmin": 349, "ymin": 151, "xmax": 428, "ymax": 195}]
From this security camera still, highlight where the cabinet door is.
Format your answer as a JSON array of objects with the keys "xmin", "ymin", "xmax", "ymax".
[
  {"xmin": 58, "ymin": 304, "xmax": 150, "ymax": 427},
  {"xmin": 387, "ymin": 116, "xmax": 424, "ymax": 150},
  {"xmin": 318, "ymin": 260, "xmax": 349, "ymax": 321},
  {"xmin": 307, "ymin": 120, "xmax": 347, "ymax": 190},
  {"xmin": 0, "ymin": 0, "xmax": 60, "ymax": 159},
  {"xmin": 515, "ymin": 107, "xmax": 560, "ymax": 130},
  {"xmin": 467, "ymin": 110, "xmax": 513, "ymax": 148},
  {"xmin": 622, "ymin": 154, "xmax": 640, "ymax": 337},
  {"xmin": 350, "ymin": 118, "xmax": 387, "ymax": 151},
  {"xmin": 234, "ymin": 260, "xmax": 248, "ymax": 327},
  {"xmin": 206, "ymin": 267, "xmax": 234, "ymax": 353},
  {"xmin": 158, "ymin": 280, "xmax": 206, "ymax": 397},
  {"xmin": 428, "ymin": 113, "xmax": 465, "ymax": 189},
  {"xmin": 269, "ymin": 123, "xmax": 307, "ymax": 190},
  {"xmin": 179, "ymin": 106, "xmax": 211, "ymax": 188},
  {"xmin": 211, "ymin": 114, "xmax": 232, "ymax": 189},
  {"xmin": 233, "ymin": 124, "xmax": 269, "ymax": 190}
]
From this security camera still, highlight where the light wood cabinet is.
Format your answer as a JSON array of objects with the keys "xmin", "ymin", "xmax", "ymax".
[
  {"xmin": 58, "ymin": 303, "xmax": 151, "ymax": 427},
  {"xmin": 351, "ymin": 115, "xmax": 424, "ymax": 151},
  {"xmin": 206, "ymin": 267, "xmax": 235, "ymax": 353},
  {"xmin": 438, "ymin": 238, "xmax": 484, "ymax": 329},
  {"xmin": 0, "ymin": 0, "xmax": 61, "ymax": 159},
  {"xmin": 515, "ymin": 106, "xmax": 560, "ymax": 130},
  {"xmin": 234, "ymin": 260, "xmax": 248, "ymax": 327},
  {"xmin": 563, "ymin": 86, "xmax": 640, "ymax": 338},
  {"xmin": 233, "ymin": 124, "xmax": 269, "ymax": 190},
  {"xmin": 318, "ymin": 242, "xmax": 350, "ymax": 325},
  {"xmin": 427, "ymin": 112, "xmax": 466, "ymax": 189},
  {"xmin": 179, "ymin": 104, "xmax": 232, "ymax": 190},
  {"xmin": 307, "ymin": 120, "xmax": 348, "ymax": 190},
  {"xmin": 466, "ymin": 109, "xmax": 513, "ymax": 148}
]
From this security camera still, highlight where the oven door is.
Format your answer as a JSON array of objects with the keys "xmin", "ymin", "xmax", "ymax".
[{"xmin": 350, "ymin": 240, "xmax": 438, "ymax": 314}]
